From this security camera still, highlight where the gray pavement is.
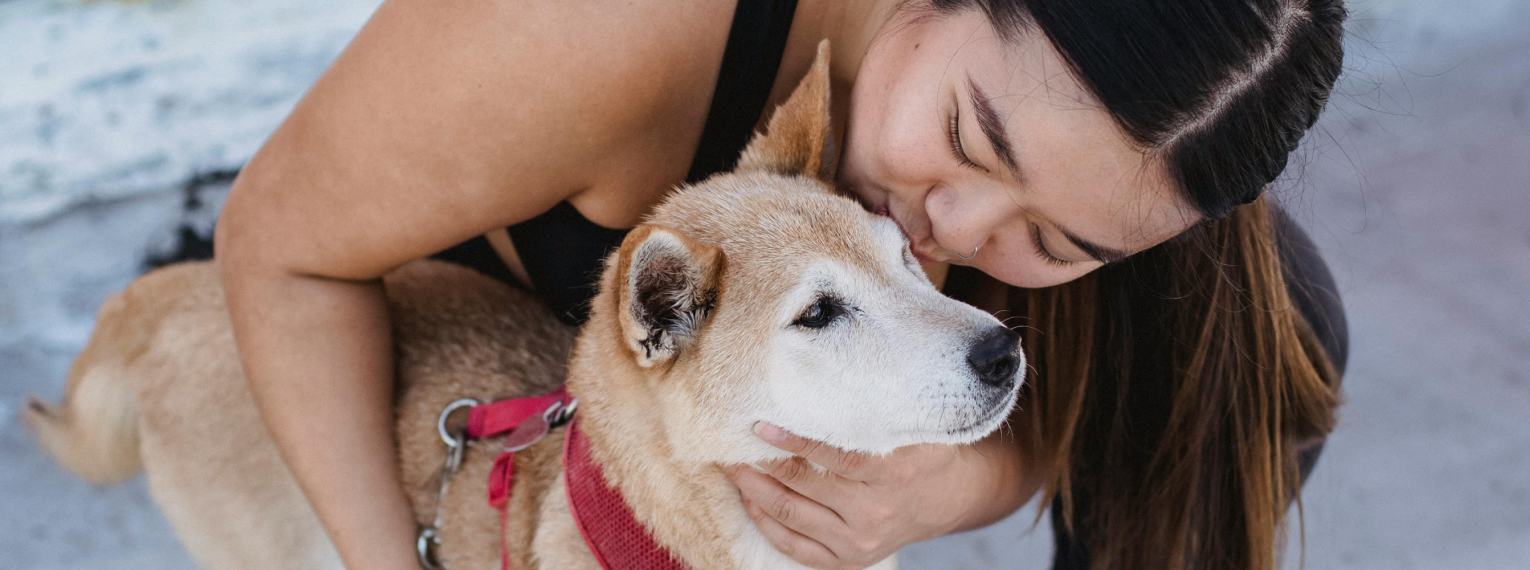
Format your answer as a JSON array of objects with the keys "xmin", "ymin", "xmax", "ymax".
[{"xmin": 3, "ymin": 0, "xmax": 1528, "ymax": 568}]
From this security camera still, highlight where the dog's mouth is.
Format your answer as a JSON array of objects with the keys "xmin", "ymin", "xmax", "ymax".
[{"xmin": 944, "ymin": 390, "xmax": 1020, "ymax": 439}]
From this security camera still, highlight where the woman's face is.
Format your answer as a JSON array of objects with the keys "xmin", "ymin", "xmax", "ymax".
[{"xmin": 838, "ymin": 9, "xmax": 1201, "ymax": 289}]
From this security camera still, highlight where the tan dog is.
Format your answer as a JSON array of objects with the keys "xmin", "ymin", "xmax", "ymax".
[{"xmin": 25, "ymin": 42, "xmax": 1023, "ymax": 570}]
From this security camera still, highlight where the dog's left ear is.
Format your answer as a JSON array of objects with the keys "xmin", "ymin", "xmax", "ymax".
[
  {"xmin": 614, "ymin": 225, "xmax": 725, "ymax": 368},
  {"xmin": 735, "ymin": 39, "xmax": 835, "ymax": 183}
]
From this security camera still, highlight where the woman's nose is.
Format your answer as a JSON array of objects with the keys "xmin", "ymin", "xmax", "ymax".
[{"xmin": 924, "ymin": 181, "xmax": 1021, "ymax": 259}]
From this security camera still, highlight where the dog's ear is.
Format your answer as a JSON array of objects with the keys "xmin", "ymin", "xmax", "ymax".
[
  {"xmin": 736, "ymin": 39, "xmax": 835, "ymax": 183},
  {"xmin": 614, "ymin": 224, "xmax": 725, "ymax": 368}
]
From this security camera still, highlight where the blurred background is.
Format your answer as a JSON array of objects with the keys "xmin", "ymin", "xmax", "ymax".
[{"xmin": 2, "ymin": 0, "xmax": 1526, "ymax": 568}]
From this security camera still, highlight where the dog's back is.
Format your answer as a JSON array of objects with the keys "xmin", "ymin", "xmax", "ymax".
[{"xmin": 25, "ymin": 259, "xmax": 578, "ymax": 570}]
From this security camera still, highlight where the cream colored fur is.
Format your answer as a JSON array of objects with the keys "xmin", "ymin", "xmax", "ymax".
[{"xmin": 25, "ymin": 41, "xmax": 1021, "ymax": 570}]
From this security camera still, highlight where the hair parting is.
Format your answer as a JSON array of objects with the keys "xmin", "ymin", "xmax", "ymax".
[{"xmin": 1162, "ymin": 2, "xmax": 1311, "ymax": 150}]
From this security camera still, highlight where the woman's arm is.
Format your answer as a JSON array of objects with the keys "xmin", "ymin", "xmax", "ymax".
[
  {"xmin": 216, "ymin": 0, "xmax": 736, "ymax": 568},
  {"xmin": 217, "ymin": 260, "xmax": 416, "ymax": 569}
]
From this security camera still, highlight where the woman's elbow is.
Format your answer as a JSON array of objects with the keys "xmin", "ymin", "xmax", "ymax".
[{"xmin": 215, "ymin": 174, "xmax": 268, "ymax": 284}]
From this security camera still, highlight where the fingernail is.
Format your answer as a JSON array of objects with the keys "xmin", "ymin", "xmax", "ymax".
[{"xmin": 754, "ymin": 422, "xmax": 787, "ymax": 444}]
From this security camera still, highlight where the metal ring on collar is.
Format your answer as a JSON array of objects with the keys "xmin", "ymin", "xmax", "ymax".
[{"xmin": 437, "ymin": 398, "xmax": 481, "ymax": 448}]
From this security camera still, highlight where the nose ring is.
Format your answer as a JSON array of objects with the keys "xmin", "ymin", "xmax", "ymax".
[{"xmin": 957, "ymin": 246, "xmax": 980, "ymax": 260}]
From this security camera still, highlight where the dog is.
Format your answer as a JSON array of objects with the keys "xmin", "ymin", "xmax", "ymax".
[{"xmin": 25, "ymin": 41, "xmax": 1023, "ymax": 570}]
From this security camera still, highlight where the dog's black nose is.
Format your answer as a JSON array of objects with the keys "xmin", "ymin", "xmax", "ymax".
[{"xmin": 968, "ymin": 327, "xmax": 1021, "ymax": 389}]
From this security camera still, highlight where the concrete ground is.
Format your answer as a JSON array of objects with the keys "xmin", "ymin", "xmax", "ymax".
[{"xmin": 3, "ymin": 0, "xmax": 1527, "ymax": 569}]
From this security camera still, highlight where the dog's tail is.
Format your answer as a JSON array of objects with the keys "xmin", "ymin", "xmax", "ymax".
[
  {"xmin": 23, "ymin": 263, "xmax": 209, "ymax": 484},
  {"xmin": 25, "ymin": 290, "xmax": 148, "ymax": 484}
]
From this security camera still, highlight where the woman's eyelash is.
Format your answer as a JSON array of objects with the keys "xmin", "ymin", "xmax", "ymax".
[
  {"xmin": 1031, "ymin": 224, "xmax": 1073, "ymax": 267},
  {"xmin": 948, "ymin": 112, "xmax": 983, "ymax": 171}
]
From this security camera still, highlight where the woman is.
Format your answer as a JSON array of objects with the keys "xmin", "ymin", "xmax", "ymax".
[{"xmin": 215, "ymin": 0, "xmax": 1348, "ymax": 569}]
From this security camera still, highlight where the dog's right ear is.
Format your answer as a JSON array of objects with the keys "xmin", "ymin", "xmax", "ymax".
[
  {"xmin": 735, "ymin": 39, "xmax": 835, "ymax": 183},
  {"xmin": 614, "ymin": 225, "xmax": 724, "ymax": 368}
]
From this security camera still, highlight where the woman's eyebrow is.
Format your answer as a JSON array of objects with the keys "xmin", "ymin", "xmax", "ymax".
[
  {"xmin": 967, "ymin": 76, "xmax": 1023, "ymax": 183},
  {"xmin": 1062, "ymin": 228, "xmax": 1130, "ymax": 264}
]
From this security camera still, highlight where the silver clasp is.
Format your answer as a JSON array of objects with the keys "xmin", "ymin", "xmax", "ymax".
[
  {"xmin": 418, "ymin": 398, "xmax": 481, "ymax": 569},
  {"xmin": 548, "ymin": 398, "xmax": 578, "ymax": 429},
  {"xmin": 416, "ymin": 527, "xmax": 442, "ymax": 570}
]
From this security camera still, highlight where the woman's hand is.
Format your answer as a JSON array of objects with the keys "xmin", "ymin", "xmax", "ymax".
[{"xmin": 722, "ymin": 422, "xmax": 1035, "ymax": 570}]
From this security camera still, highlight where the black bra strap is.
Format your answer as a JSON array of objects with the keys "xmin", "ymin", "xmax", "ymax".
[{"xmin": 685, "ymin": 0, "xmax": 799, "ymax": 184}]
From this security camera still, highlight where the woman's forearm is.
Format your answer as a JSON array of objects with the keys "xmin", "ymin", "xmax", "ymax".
[
  {"xmin": 220, "ymin": 259, "xmax": 420, "ymax": 570},
  {"xmin": 951, "ymin": 419, "xmax": 1045, "ymax": 533}
]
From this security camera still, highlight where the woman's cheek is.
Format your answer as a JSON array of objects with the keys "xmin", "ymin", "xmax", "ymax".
[
  {"xmin": 876, "ymin": 82, "xmax": 950, "ymax": 173},
  {"xmin": 879, "ymin": 122, "xmax": 946, "ymax": 187}
]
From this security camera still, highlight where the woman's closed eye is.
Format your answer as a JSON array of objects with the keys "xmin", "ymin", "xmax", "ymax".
[
  {"xmin": 947, "ymin": 111, "xmax": 986, "ymax": 173},
  {"xmin": 1030, "ymin": 223, "xmax": 1074, "ymax": 267}
]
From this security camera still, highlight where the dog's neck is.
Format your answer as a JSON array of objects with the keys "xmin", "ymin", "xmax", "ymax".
[{"xmin": 563, "ymin": 311, "xmax": 809, "ymax": 570}]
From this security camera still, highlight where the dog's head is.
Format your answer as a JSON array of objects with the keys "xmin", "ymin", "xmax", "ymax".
[{"xmin": 592, "ymin": 42, "xmax": 1022, "ymax": 459}]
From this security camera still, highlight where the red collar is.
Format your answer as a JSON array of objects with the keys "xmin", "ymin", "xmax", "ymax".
[
  {"xmin": 562, "ymin": 417, "xmax": 686, "ymax": 570},
  {"xmin": 460, "ymin": 389, "xmax": 685, "ymax": 570}
]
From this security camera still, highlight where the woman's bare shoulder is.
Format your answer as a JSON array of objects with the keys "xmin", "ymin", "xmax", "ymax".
[{"xmin": 218, "ymin": 0, "xmax": 739, "ymax": 280}]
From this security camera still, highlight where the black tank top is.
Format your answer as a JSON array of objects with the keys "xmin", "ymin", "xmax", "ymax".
[{"xmin": 432, "ymin": 0, "xmax": 799, "ymax": 325}]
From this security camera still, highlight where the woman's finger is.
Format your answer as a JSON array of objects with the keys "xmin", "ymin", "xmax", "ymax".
[
  {"xmin": 759, "ymin": 457, "xmax": 857, "ymax": 515},
  {"xmin": 740, "ymin": 494, "xmax": 843, "ymax": 570},
  {"xmin": 754, "ymin": 422, "xmax": 877, "ymax": 482},
  {"xmin": 725, "ymin": 465, "xmax": 849, "ymax": 545}
]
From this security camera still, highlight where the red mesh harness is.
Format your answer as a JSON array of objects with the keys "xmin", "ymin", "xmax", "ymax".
[
  {"xmin": 562, "ymin": 416, "xmax": 686, "ymax": 570},
  {"xmin": 457, "ymin": 388, "xmax": 685, "ymax": 570}
]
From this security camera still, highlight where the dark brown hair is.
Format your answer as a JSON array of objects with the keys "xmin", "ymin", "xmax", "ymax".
[
  {"xmin": 1017, "ymin": 197, "xmax": 1340, "ymax": 570},
  {"xmin": 923, "ymin": 1, "xmax": 1348, "ymax": 569}
]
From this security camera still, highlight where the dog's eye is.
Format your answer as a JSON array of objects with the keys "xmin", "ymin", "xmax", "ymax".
[{"xmin": 792, "ymin": 296, "xmax": 843, "ymax": 329}]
